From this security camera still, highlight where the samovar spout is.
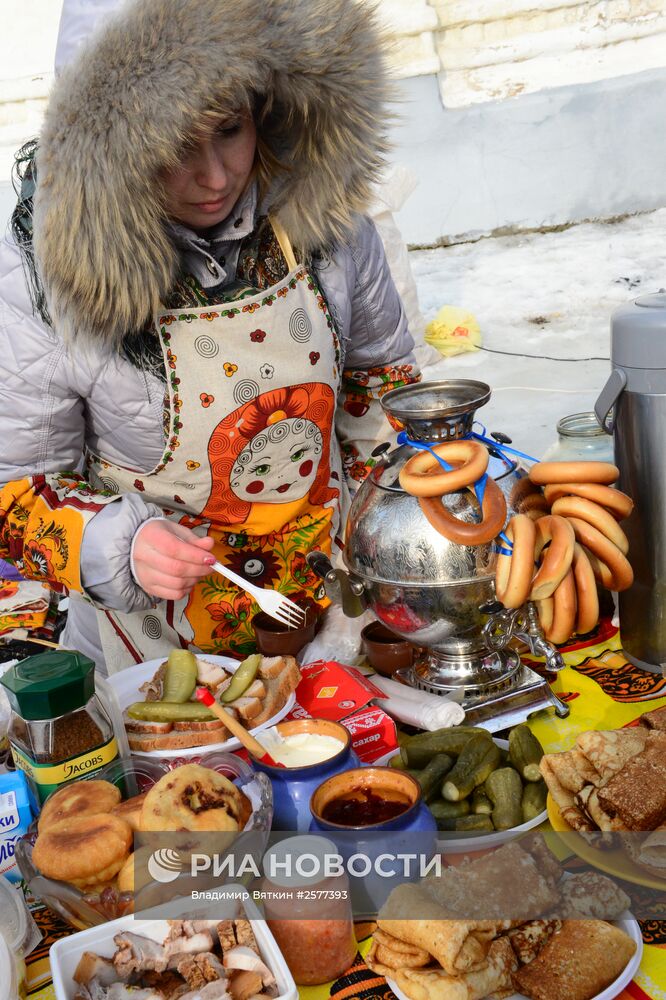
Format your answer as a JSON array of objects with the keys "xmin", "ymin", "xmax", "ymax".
[
  {"xmin": 306, "ymin": 551, "xmax": 367, "ymax": 617},
  {"xmin": 481, "ymin": 600, "xmax": 566, "ymax": 673}
]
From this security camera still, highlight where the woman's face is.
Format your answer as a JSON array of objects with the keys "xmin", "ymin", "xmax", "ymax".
[{"xmin": 161, "ymin": 114, "xmax": 257, "ymax": 231}]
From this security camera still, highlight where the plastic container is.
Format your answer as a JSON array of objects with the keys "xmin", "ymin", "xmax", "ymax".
[
  {"xmin": 0, "ymin": 650, "xmax": 122, "ymax": 804},
  {"xmin": 541, "ymin": 411, "xmax": 615, "ymax": 464},
  {"xmin": 0, "ymin": 934, "xmax": 20, "ymax": 1000},
  {"xmin": 0, "ymin": 771, "xmax": 35, "ymax": 883},
  {"xmin": 263, "ymin": 835, "xmax": 357, "ymax": 986},
  {"xmin": 50, "ymin": 893, "xmax": 297, "ymax": 1000},
  {"xmin": 0, "ymin": 876, "xmax": 38, "ymax": 999}
]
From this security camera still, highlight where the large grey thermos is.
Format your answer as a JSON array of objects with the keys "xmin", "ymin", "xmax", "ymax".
[{"xmin": 595, "ymin": 292, "xmax": 666, "ymax": 672}]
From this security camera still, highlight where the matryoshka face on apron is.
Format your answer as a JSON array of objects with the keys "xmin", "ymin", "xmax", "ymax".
[{"xmin": 230, "ymin": 417, "xmax": 323, "ymax": 503}]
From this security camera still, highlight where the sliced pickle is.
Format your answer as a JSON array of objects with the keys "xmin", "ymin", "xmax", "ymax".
[
  {"xmin": 221, "ymin": 654, "xmax": 261, "ymax": 703},
  {"xmin": 162, "ymin": 649, "xmax": 199, "ymax": 703}
]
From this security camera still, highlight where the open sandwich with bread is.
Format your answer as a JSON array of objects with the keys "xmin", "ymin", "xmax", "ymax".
[{"xmin": 124, "ymin": 649, "xmax": 301, "ymax": 751}]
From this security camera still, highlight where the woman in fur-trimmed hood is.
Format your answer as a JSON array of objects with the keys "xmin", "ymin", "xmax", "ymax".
[{"xmin": 0, "ymin": 0, "xmax": 418, "ymax": 674}]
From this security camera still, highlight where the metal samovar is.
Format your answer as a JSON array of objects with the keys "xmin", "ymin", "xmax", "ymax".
[{"xmin": 309, "ymin": 380, "xmax": 569, "ymax": 730}]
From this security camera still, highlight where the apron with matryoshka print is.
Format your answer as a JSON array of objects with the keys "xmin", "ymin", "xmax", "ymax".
[{"xmin": 87, "ymin": 219, "xmax": 344, "ymax": 671}]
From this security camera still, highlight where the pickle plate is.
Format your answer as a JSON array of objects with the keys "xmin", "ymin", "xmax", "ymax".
[
  {"xmin": 107, "ymin": 654, "xmax": 296, "ymax": 760},
  {"xmin": 434, "ymin": 738, "xmax": 548, "ymax": 854}
]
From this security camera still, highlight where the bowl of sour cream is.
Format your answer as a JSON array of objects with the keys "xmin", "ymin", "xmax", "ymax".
[{"xmin": 250, "ymin": 719, "xmax": 359, "ymax": 832}]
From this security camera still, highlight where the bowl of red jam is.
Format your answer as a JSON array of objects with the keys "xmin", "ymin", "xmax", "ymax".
[
  {"xmin": 308, "ymin": 767, "xmax": 436, "ymax": 834},
  {"xmin": 308, "ymin": 768, "xmax": 437, "ymax": 916}
]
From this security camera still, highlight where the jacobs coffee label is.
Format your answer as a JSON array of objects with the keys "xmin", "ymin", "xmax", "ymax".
[{"xmin": 10, "ymin": 736, "xmax": 119, "ymax": 802}]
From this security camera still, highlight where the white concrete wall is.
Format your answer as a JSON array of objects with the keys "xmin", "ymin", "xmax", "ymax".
[
  {"xmin": 390, "ymin": 68, "xmax": 666, "ymax": 245},
  {"xmin": 1, "ymin": 0, "xmax": 665, "ymax": 243},
  {"xmin": 430, "ymin": 0, "xmax": 666, "ymax": 108},
  {"xmin": 377, "ymin": 0, "xmax": 666, "ymax": 106}
]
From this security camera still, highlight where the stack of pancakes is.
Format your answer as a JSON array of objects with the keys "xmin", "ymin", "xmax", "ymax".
[
  {"xmin": 367, "ymin": 836, "xmax": 635, "ymax": 1000},
  {"xmin": 540, "ymin": 707, "xmax": 666, "ymax": 877}
]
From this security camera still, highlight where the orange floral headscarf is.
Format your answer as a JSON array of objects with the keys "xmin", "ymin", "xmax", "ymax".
[{"xmin": 202, "ymin": 383, "xmax": 337, "ymax": 524}]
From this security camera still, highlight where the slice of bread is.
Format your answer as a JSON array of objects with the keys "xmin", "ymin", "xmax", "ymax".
[
  {"xmin": 172, "ymin": 718, "xmax": 227, "ymax": 733},
  {"xmin": 244, "ymin": 679, "xmax": 267, "ymax": 700},
  {"xmin": 258, "ymin": 655, "xmax": 290, "ymax": 680},
  {"xmin": 250, "ymin": 656, "xmax": 301, "ymax": 727},
  {"xmin": 233, "ymin": 696, "xmax": 262, "ymax": 722},
  {"xmin": 123, "ymin": 711, "xmax": 173, "ymax": 735},
  {"xmin": 127, "ymin": 727, "xmax": 229, "ymax": 751}
]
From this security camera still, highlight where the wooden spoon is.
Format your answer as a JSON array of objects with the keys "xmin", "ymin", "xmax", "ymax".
[{"xmin": 195, "ymin": 687, "xmax": 285, "ymax": 767}]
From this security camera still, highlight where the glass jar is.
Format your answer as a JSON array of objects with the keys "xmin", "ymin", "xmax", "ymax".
[
  {"xmin": 541, "ymin": 412, "xmax": 614, "ymax": 464},
  {"xmin": 0, "ymin": 650, "xmax": 121, "ymax": 804},
  {"xmin": 262, "ymin": 835, "xmax": 357, "ymax": 986}
]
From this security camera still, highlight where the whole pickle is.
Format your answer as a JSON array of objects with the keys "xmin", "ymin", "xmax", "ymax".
[{"xmin": 414, "ymin": 754, "xmax": 454, "ymax": 802}]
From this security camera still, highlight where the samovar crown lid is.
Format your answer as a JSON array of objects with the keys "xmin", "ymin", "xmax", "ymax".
[{"xmin": 381, "ymin": 380, "xmax": 491, "ymax": 442}]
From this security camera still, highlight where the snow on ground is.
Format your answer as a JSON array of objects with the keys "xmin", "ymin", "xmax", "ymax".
[{"xmin": 410, "ymin": 208, "xmax": 666, "ymax": 458}]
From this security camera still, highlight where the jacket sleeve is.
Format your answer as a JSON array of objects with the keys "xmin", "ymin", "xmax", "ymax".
[
  {"xmin": 0, "ymin": 242, "xmax": 160, "ymax": 612},
  {"xmin": 329, "ymin": 215, "xmax": 421, "ymax": 488}
]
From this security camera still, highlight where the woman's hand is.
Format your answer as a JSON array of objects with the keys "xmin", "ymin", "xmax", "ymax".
[{"xmin": 132, "ymin": 519, "xmax": 216, "ymax": 600}]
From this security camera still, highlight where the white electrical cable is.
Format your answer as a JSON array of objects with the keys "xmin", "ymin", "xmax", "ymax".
[{"xmin": 491, "ymin": 386, "xmax": 598, "ymax": 394}]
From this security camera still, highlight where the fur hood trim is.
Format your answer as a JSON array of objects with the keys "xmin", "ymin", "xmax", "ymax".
[{"xmin": 33, "ymin": 0, "xmax": 390, "ymax": 346}]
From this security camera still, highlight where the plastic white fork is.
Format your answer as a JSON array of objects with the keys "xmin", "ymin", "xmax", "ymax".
[{"xmin": 211, "ymin": 560, "xmax": 305, "ymax": 627}]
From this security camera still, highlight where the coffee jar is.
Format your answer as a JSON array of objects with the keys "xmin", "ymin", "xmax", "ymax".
[{"xmin": 0, "ymin": 650, "xmax": 121, "ymax": 804}]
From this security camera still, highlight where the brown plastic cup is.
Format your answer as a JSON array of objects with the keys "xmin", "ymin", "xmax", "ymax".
[
  {"xmin": 361, "ymin": 620, "xmax": 415, "ymax": 676},
  {"xmin": 253, "ymin": 607, "xmax": 319, "ymax": 657}
]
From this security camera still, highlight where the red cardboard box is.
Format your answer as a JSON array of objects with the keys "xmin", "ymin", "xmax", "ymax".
[{"xmin": 287, "ymin": 660, "xmax": 398, "ymax": 764}]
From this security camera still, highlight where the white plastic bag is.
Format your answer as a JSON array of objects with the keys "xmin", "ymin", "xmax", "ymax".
[{"xmin": 298, "ymin": 603, "xmax": 375, "ymax": 666}]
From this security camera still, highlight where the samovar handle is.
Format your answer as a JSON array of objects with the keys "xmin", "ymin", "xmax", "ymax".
[
  {"xmin": 305, "ymin": 550, "xmax": 338, "ymax": 586},
  {"xmin": 306, "ymin": 551, "xmax": 367, "ymax": 617}
]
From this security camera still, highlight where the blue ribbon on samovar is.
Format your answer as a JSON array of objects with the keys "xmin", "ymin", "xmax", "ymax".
[{"xmin": 396, "ymin": 427, "xmax": 540, "ymax": 554}]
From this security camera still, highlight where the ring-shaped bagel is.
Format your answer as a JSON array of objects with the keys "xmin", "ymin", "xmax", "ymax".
[
  {"xmin": 523, "ymin": 508, "xmax": 547, "ymax": 522},
  {"xmin": 551, "ymin": 496, "xmax": 629, "ymax": 555},
  {"xmin": 399, "ymin": 441, "xmax": 489, "ymax": 498},
  {"xmin": 536, "ymin": 596, "xmax": 554, "ymax": 634},
  {"xmin": 518, "ymin": 492, "xmax": 549, "ymax": 515},
  {"xmin": 580, "ymin": 544, "xmax": 614, "ymax": 590},
  {"xmin": 530, "ymin": 514, "xmax": 576, "ymax": 601},
  {"xmin": 419, "ymin": 476, "xmax": 507, "ymax": 546},
  {"xmin": 571, "ymin": 543, "xmax": 599, "ymax": 635},
  {"xmin": 566, "ymin": 516, "xmax": 634, "ymax": 592},
  {"xmin": 545, "ymin": 568, "xmax": 577, "ymax": 645},
  {"xmin": 529, "ymin": 461, "xmax": 619, "ymax": 486},
  {"xmin": 510, "ymin": 476, "xmax": 544, "ymax": 507},
  {"xmin": 495, "ymin": 514, "xmax": 537, "ymax": 608},
  {"xmin": 543, "ymin": 482, "xmax": 633, "ymax": 521}
]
